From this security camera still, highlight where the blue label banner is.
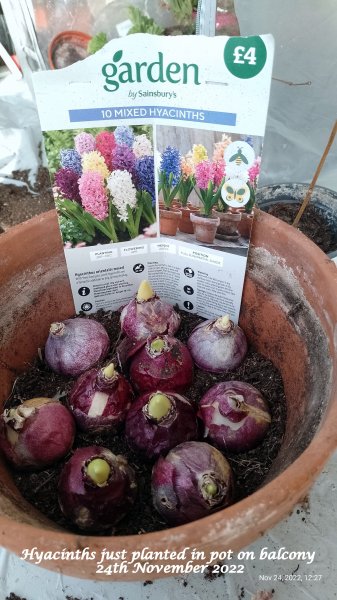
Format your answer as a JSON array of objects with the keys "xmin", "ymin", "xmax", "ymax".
[{"xmin": 69, "ymin": 105, "xmax": 237, "ymax": 126}]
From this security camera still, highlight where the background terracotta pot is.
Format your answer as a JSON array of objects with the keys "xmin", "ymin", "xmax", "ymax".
[
  {"xmin": 48, "ymin": 30, "xmax": 92, "ymax": 69},
  {"xmin": 0, "ymin": 209, "xmax": 337, "ymax": 580},
  {"xmin": 256, "ymin": 182, "xmax": 337, "ymax": 255},
  {"xmin": 159, "ymin": 208, "xmax": 182, "ymax": 236},
  {"xmin": 178, "ymin": 205, "xmax": 200, "ymax": 234},
  {"xmin": 213, "ymin": 210, "xmax": 241, "ymax": 240},
  {"xmin": 190, "ymin": 212, "xmax": 220, "ymax": 243}
]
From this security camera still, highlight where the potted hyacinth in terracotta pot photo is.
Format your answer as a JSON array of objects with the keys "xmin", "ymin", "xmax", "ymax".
[
  {"xmin": 177, "ymin": 151, "xmax": 199, "ymax": 234},
  {"xmin": 158, "ymin": 145, "xmax": 182, "ymax": 236},
  {"xmin": 191, "ymin": 157, "xmax": 225, "ymax": 243}
]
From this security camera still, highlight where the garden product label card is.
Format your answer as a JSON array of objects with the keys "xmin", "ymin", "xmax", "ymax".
[{"xmin": 33, "ymin": 33, "xmax": 274, "ymax": 321}]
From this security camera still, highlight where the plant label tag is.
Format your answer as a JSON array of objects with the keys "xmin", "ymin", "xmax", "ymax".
[{"xmin": 33, "ymin": 33, "xmax": 274, "ymax": 321}]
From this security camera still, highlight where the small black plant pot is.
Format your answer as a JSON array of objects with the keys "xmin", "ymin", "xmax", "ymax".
[{"xmin": 256, "ymin": 183, "xmax": 337, "ymax": 257}]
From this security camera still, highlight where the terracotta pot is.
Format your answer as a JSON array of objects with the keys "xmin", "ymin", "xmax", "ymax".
[
  {"xmin": 256, "ymin": 182, "xmax": 337, "ymax": 255},
  {"xmin": 159, "ymin": 199, "xmax": 181, "ymax": 210},
  {"xmin": 190, "ymin": 213, "xmax": 220, "ymax": 244},
  {"xmin": 1, "ymin": 209, "xmax": 337, "ymax": 580},
  {"xmin": 159, "ymin": 208, "xmax": 182, "ymax": 236},
  {"xmin": 178, "ymin": 205, "xmax": 200, "ymax": 234},
  {"xmin": 48, "ymin": 30, "xmax": 92, "ymax": 70},
  {"xmin": 213, "ymin": 210, "xmax": 241, "ymax": 240}
]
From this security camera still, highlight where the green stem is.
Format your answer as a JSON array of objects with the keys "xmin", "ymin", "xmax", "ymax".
[{"xmin": 141, "ymin": 192, "xmax": 156, "ymax": 224}]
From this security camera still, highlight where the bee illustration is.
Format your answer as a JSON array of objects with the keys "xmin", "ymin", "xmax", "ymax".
[{"xmin": 229, "ymin": 147, "xmax": 249, "ymax": 166}]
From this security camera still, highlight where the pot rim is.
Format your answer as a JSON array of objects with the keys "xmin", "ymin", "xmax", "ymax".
[
  {"xmin": 256, "ymin": 181, "xmax": 337, "ymax": 202},
  {"xmin": 1, "ymin": 210, "xmax": 337, "ymax": 578},
  {"xmin": 48, "ymin": 30, "xmax": 92, "ymax": 70}
]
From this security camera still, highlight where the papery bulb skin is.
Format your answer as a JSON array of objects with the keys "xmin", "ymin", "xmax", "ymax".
[
  {"xmin": 0, "ymin": 398, "xmax": 76, "ymax": 469},
  {"xmin": 129, "ymin": 335, "xmax": 194, "ymax": 393},
  {"xmin": 152, "ymin": 441, "xmax": 234, "ymax": 524},
  {"xmin": 120, "ymin": 280, "xmax": 180, "ymax": 341},
  {"xmin": 125, "ymin": 391, "xmax": 199, "ymax": 459},
  {"xmin": 58, "ymin": 446, "xmax": 137, "ymax": 532},
  {"xmin": 187, "ymin": 315, "xmax": 247, "ymax": 372},
  {"xmin": 45, "ymin": 318, "xmax": 110, "ymax": 377},
  {"xmin": 199, "ymin": 381, "xmax": 271, "ymax": 453},
  {"xmin": 68, "ymin": 363, "xmax": 133, "ymax": 432}
]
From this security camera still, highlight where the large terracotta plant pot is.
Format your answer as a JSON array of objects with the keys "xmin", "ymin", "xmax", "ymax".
[{"xmin": 1, "ymin": 209, "xmax": 337, "ymax": 580}]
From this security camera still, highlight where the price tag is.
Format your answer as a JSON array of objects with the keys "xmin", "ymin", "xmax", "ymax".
[{"xmin": 224, "ymin": 36, "xmax": 267, "ymax": 79}]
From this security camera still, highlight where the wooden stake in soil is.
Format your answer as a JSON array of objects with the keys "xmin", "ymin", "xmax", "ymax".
[{"xmin": 292, "ymin": 120, "xmax": 337, "ymax": 228}]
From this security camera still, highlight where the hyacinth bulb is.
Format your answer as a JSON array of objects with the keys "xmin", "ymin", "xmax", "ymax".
[
  {"xmin": 152, "ymin": 441, "xmax": 234, "ymax": 524},
  {"xmin": 45, "ymin": 318, "xmax": 110, "ymax": 377},
  {"xmin": 199, "ymin": 381, "xmax": 271, "ymax": 453},
  {"xmin": 120, "ymin": 280, "xmax": 181, "ymax": 341},
  {"xmin": 125, "ymin": 391, "xmax": 199, "ymax": 459},
  {"xmin": 187, "ymin": 315, "xmax": 247, "ymax": 372},
  {"xmin": 129, "ymin": 334, "xmax": 194, "ymax": 393},
  {"xmin": 0, "ymin": 398, "xmax": 75, "ymax": 469},
  {"xmin": 58, "ymin": 446, "xmax": 137, "ymax": 532},
  {"xmin": 68, "ymin": 363, "xmax": 133, "ymax": 431}
]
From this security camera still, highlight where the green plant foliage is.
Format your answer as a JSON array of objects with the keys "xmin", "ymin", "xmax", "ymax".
[
  {"xmin": 43, "ymin": 130, "xmax": 76, "ymax": 175},
  {"xmin": 166, "ymin": 0, "xmax": 195, "ymax": 25},
  {"xmin": 87, "ymin": 32, "xmax": 108, "ymax": 55},
  {"xmin": 59, "ymin": 214, "xmax": 94, "ymax": 245},
  {"xmin": 127, "ymin": 7, "xmax": 165, "ymax": 35}
]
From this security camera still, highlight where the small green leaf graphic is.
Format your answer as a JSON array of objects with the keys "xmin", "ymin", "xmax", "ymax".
[{"xmin": 113, "ymin": 50, "xmax": 123, "ymax": 62}]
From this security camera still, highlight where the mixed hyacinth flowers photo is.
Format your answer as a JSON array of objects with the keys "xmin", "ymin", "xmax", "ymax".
[
  {"xmin": 44, "ymin": 125, "xmax": 156, "ymax": 247},
  {"xmin": 44, "ymin": 123, "xmax": 261, "ymax": 251},
  {"xmin": 156, "ymin": 126, "xmax": 262, "ymax": 249}
]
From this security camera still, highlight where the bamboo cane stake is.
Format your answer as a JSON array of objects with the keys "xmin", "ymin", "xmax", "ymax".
[{"xmin": 292, "ymin": 120, "xmax": 337, "ymax": 227}]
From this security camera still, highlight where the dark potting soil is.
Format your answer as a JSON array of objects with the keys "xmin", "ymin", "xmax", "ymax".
[
  {"xmin": 266, "ymin": 202, "xmax": 335, "ymax": 253},
  {"xmin": 52, "ymin": 42, "xmax": 88, "ymax": 69},
  {"xmin": 7, "ymin": 310, "xmax": 286, "ymax": 536}
]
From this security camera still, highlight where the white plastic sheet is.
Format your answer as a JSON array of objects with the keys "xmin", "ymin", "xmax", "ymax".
[{"xmin": 0, "ymin": 74, "xmax": 43, "ymax": 185}]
